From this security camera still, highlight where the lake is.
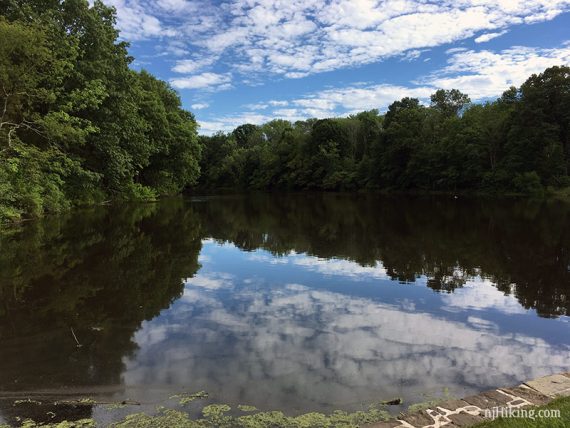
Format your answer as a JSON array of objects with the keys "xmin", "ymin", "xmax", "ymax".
[{"xmin": 0, "ymin": 193, "xmax": 568, "ymax": 424}]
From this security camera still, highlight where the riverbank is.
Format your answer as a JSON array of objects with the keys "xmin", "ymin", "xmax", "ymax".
[
  {"xmin": 2, "ymin": 373, "xmax": 568, "ymax": 427},
  {"xmin": 368, "ymin": 373, "xmax": 570, "ymax": 428}
]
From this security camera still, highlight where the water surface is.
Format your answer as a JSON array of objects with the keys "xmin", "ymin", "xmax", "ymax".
[{"xmin": 0, "ymin": 193, "xmax": 568, "ymax": 423}]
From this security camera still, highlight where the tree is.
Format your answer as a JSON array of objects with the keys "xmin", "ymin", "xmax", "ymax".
[
  {"xmin": 384, "ymin": 97, "xmax": 421, "ymax": 128},
  {"xmin": 430, "ymin": 89, "xmax": 471, "ymax": 117},
  {"xmin": 379, "ymin": 98, "xmax": 427, "ymax": 188},
  {"xmin": 0, "ymin": 18, "xmax": 82, "ymax": 220},
  {"xmin": 232, "ymin": 123, "xmax": 258, "ymax": 148},
  {"xmin": 137, "ymin": 71, "xmax": 200, "ymax": 194},
  {"xmin": 503, "ymin": 66, "xmax": 569, "ymax": 186}
]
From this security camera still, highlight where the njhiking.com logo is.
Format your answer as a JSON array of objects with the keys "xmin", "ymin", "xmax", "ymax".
[{"xmin": 484, "ymin": 406, "xmax": 561, "ymax": 421}]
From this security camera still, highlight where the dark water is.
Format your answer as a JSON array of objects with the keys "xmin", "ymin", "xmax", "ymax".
[{"xmin": 0, "ymin": 193, "xmax": 569, "ymax": 423}]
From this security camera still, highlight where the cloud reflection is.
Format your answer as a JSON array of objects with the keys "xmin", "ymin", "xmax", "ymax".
[
  {"xmin": 442, "ymin": 280, "xmax": 528, "ymax": 314},
  {"xmin": 248, "ymin": 252, "xmax": 390, "ymax": 279},
  {"xmin": 122, "ymin": 248, "xmax": 569, "ymax": 413}
]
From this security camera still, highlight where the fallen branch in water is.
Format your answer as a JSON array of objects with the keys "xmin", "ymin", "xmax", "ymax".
[{"xmin": 70, "ymin": 327, "xmax": 82, "ymax": 348}]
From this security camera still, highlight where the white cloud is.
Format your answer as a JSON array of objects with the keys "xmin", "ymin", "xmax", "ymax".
[
  {"xmin": 103, "ymin": 0, "xmax": 570, "ymax": 78},
  {"xmin": 284, "ymin": 71, "xmax": 310, "ymax": 79},
  {"xmin": 291, "ymin": 84, "xmax": 434, "ymax": 113},
  {"xmin": 156, "ymin": 0, "xmax": 192, "ymax": 12},
  {"xmin": 446, "ymin": 47, "xmax": 468, "ymax": 54},
  {"xmin": 474, "ymin": 30, "xmax": 508, "ymax": 43},
  {"xmin": 170, "ymin": 72, "xmax": 232, "ymax": 90},
  {"xmin": 198, "ymin": 112, "xmax": 272, "ymax": 134},
  {"xmin": 163, "ymin": 40, "xmax": 189, "ymax": 56},
  {"xmin": 291, "ymin": 43, "xmax": 570, "ymax": 113},
  {"xmin": 423, "ymin": 44, "xmax": 570, "ymax": 98},
  {"xmin": 243, "ymin": 102, "xmax": 269, "ymax": 110},
  {"xmin": 195, "ymin": 41, "xmax": 570, "ymax": 134},
  {"xmin": 197, "ymin": 82, "xmax": 434, "ymax": 133},
  {"xmin": 191, "ymin": 103, "xmax": 209, "ymax": 110},
  {"xmin": 400, "ymin": 49, "xmax": 428, "ymax": 62},
  {"xmin": 172, "ymin": 57, "xmax": 216, "ymax": 73},
  {"xmin": 101, "ymin": 0, "xmax": 177, "ymax": 40}
]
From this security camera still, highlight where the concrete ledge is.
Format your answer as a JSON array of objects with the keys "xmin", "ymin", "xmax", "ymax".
[
  {"xmin": 367, "ymin": 372, "xmax": 570, "ymax": 428},
  {"xmin": 524, "ymin": 374, "xmax": 570, "ymax": 398}
]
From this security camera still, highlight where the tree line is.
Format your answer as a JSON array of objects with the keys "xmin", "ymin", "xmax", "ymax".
[
  {"xmin": 199, "ymin": 68, "xmax": 570, "ymax": 194},
  {"xmin": 1, "ymin": 1, "xmax": 569, "ymax": 225}
]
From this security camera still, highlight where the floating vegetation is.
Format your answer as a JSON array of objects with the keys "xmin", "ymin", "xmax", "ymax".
[
  {"xmin": 19, "ymin": 419, "xmax": 95, "ymax": 428},
  {"xmin": 52, "ymin": 398, "xmax": 96, "ymax": 407},
  {"xmin": 109, "ymin": 403, "xmax": 390, "ymax": 428},
  {"xmin": 10, "ymin": 393, "xmax": 390, "ymax": 427},
  {"xmin": 237, "ymin": 405, "xmax": 258, "ymax": 412},
  {"xmin": 13, "ymin": 399, "xmax": 42, "ymax": 406}
]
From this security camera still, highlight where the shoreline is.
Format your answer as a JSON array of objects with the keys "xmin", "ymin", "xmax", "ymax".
[
  {"xmin": 1, "ymin": 372, "xmax": 569, "ymax": 427},
  {"xmin": 368, "ymin": 372, "xmax": 570, "ymax": 428},
  {"xmin": 4, "ymin": 188, "xmax": 569, "ymax": 231}
]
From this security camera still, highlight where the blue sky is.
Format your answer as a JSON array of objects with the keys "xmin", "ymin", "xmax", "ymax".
[{"xmin": 101, "ymin": 0, "xmax": 570, "ymax": 134}]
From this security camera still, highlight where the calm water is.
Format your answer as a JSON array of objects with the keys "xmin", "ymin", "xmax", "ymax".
[{"xmin": 0, "ymin": 193, "xmax": 569, "ymax": 423}]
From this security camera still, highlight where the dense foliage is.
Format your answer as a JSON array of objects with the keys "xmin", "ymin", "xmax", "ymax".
[
  {"xmin": 198, "ymin": 67, "xmax": 570, "ymax": 194},
  {"xmin": 0, "ymin": 0, "xmax": 201, "ymax": 223}
]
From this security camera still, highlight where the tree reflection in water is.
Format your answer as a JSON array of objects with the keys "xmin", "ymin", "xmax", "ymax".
[{"xmin": 0, "ymin": 194, "xmax": 568, "ymax": 419}]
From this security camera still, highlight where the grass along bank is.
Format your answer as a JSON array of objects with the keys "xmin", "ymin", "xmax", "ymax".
[{"xmin": 473, "ymin": 396, "xmax": 570, "ymax": 428}]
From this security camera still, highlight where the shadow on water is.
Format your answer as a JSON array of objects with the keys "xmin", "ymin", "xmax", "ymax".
[{"xmin": 0, "ymin": 193, "xmax": 568, "ymax": 423}]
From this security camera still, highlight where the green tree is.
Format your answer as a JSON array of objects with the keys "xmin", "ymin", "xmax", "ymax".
[
  {"xmin": 430, "ymin": 89, "xmax": 471, "ymax": 117},
  {"xmin": 378, "ymin": 98, "xmax": 427, "ymax": 188},
  {"xmin": 504, "ymin": 66, "xmax": 569, "ymax": 186},
  {"xmin": 232, "ymin": 123, "xmax": 258, "ymax": 148}
]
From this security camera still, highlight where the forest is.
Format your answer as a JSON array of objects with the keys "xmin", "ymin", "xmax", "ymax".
[
  {"xmin": 1, "ymin": 0, "xmax": 570, "ymax": 224},
  {"xmin": 199, "ymin": 73, "xmax": 570, "ymax": 194}
]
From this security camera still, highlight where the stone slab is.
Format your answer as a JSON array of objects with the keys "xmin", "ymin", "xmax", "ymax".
[
  {"xmin": 399, "ymin": 409, "xmax": 436, "ymax": 426},
  {"xmin": 435, "ymin": 399, "xmax": 471, "ymax": 411},
  {"xmin": 480, "ymin": 390, "xmax": 512, "ymax": 405},
  {"xmin": 525, "ymin": 374, "xmax": 570, "ymax": 398},
  {"xmin": 448, "ymin": 412, "xmax": 485, "ymax": 426},
  {"xmin": 463, "ymin": 393, "xmax": 503, "ymax": 410},
  {"xmin": 499, "ymin": 386, "xmax": 550, "ymax": 406}
]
